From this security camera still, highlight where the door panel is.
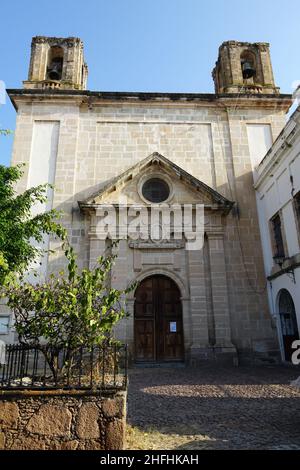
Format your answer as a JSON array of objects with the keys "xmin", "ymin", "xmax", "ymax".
[
  {"xmin": 162, "ymin": 318, "xmax": 184, "ymax": 361},
  {"xmin": 134, "ymin": 319, "xmax": 155, "ymax": 361},
  {"xmin": 134, "ymin": 275, "xmax": 184, "ymax": 362}
]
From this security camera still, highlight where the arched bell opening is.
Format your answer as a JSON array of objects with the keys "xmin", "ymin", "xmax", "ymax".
[
  {"xmin": 240, "ymin": 50, "xmax": 257, "ymax": 81},
  {"xmin": 47, "ymin": 46, "xmax": 64, "ymax": 81}
]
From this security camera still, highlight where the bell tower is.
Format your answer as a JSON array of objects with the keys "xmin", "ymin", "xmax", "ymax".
[
  {"xmin": 23, "ymin": 36, "xmax": 88, "ymax": 90},
  {"xmin": 212, "ymin": 41, "xmax": 279, "ymax": 95}
]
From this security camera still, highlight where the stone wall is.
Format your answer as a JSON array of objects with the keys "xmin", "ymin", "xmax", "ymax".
[{"xmin": 0, "ymin": 389, "xmax": 126, "ymax": 450}]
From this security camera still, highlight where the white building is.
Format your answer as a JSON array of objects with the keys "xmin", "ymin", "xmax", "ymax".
[{"xmin": 255, "ymin": 105, "xmax": 300, "ymax": 362}]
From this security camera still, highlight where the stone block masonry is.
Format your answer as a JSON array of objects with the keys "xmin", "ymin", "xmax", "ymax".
[
  {"xmin": 6, "ymin": 36, "xmax": 293, "ymax": 363},
  {"xmin": 0, "ymin": 389, "xmax": 126, "ymax": 450}
]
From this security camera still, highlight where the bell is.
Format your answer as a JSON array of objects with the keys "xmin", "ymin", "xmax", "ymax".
[
  {"xmin": 242, "ymin": 61, "xmax": 255, "ymax": 79},
  {"xmin": 47, "ymin": 60, "xmax": 62, "ymax": 81}
]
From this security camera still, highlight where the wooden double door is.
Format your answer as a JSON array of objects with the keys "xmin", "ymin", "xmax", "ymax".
[{"xmin": 134, "ymin": 275, "xmax": 184, "ymax": 362}]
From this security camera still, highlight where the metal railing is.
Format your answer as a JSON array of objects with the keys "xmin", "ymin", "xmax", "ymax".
[{"xmin": 0, "ymin": 343, "xmax": 128, "ymax": 391}]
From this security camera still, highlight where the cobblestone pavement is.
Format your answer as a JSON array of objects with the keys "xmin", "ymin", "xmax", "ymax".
[{"xmin": 127, "ymin": 365, "xmax": 300, "ymax": 450}]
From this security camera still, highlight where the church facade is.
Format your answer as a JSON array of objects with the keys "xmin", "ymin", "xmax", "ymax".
[{"xmin": 6, "ymin": 37, "xmax": 292, "ymax": 364}]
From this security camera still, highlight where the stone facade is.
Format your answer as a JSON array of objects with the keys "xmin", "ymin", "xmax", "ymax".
[
  {"xmin": 0, "ymin": 390, "xmax": 126, "ymax": 450},
  {"xmin": 4, "ymin": 37, "xmax": 293, "ymax": 364}
]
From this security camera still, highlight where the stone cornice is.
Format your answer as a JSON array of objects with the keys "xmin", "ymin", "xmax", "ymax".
[
  {"xmin": 7, "ymin": 88, "xmax": 292, "ymax": 112},
  {"xmin": 254, "ymin": 106, "xmax": 300, "ymax": 189},
  {"xmin": 219, "ymin": 40, "xmax": 270, "ymax": 49},
  {"xmin": 267, "ymin": 252, "xmax": 300, "ymax": 281},
  {"xmin": 81, "ymin": 203, "xmax": 231, "ymax": 214},
  {"xmin": 32, "ymin": 36, "xmax": 82, "ymax": 46}
]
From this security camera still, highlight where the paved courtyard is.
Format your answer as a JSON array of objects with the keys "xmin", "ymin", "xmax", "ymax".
[{"xmin": 127, "ymin": 365, "xmax": 300, "ymax": 450}]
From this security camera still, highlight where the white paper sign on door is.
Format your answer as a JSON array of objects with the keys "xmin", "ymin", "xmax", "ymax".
[{"xmin": 170, "ymin": 321, "xmax": 177, "ymax": 332}]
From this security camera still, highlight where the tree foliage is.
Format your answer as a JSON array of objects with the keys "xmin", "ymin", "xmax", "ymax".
[
  {"xmin": 0, "ymin": 129, "xmax": 13, "ymax": 136},
  {"xmin": 5, "ymin": 241, "xmax": 136, "ymax": 380},
  {"xmin": 0, "ymin": 164, "xmax": 66, "ymax": 284}
]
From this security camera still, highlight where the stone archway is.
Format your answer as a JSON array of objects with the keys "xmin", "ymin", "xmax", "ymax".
[
  {"xmin": 278, "ymin": 289, "xmax": 299, "ymax": 362},
  {"xmin": 134, "ymin": 275, "xmax": 184, "ymax": 363}
]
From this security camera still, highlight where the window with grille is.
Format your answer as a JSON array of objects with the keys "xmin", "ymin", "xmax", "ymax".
[
  {"xmin": 278, "ymin": 289, "xmax": 298, "ymax": 336},
  {"xmin": 271, "ymin": 213, "xmax": 285, "ymax": 258},
  {"xmin": 294, "ymin": 192, "xmax": 300, "ymax": 233}
]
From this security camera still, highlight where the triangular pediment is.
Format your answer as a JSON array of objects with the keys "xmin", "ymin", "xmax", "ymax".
[{"xmin": 78, "ymin": 152, "xmax": 234, "ymax": 213}]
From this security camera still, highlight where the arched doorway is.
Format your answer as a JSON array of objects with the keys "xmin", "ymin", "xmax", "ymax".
[
  {"xmin": 134, "ymin": 275, "xmax": 184, "ymax": 362},
  {"xmin": 278, "ymin": 289, "xmax": 299, "ymax": 361}
]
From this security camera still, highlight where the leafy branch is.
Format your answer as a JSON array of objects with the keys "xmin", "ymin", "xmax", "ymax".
[
  {"xmin": 0, "ymin": 163, "xmax": 66, "ymax": 285},
  {"xmin": 4, "ymin": 240, "xmax": 136, "ymax": 381}
]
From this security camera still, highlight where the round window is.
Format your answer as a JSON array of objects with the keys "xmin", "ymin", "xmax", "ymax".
[{"xmin": 142, "ymin": 178, "xmax": 170, "ymax": 203}]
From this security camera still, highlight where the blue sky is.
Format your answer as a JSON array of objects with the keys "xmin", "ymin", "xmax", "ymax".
[{"xmin": 0, "ymin": 0, "xmax": 299, "ymax": 166}]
